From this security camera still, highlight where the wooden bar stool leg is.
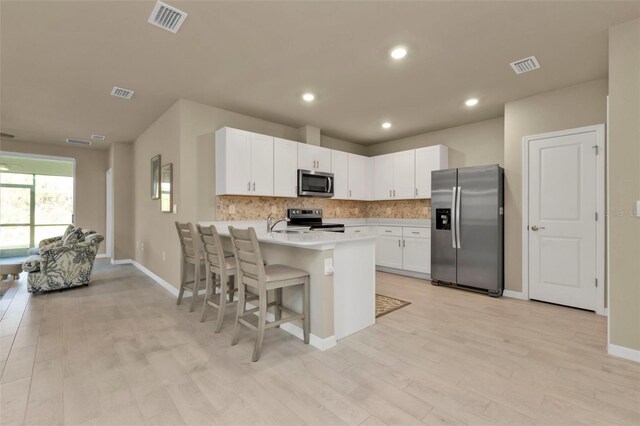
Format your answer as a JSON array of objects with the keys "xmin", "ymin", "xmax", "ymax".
[
  {"xmin": 303, "ymin": 278, "xmax": 310, "ymax": 344},
  {"xmin": 200, "ymin": 266, "xmax": 212, "ymax": 322},
  {"xmin": 231, "ymin": 283, "xmax": 245, "ymax": 346},
  {"xmin": 215, "ymin": 275, "xmax": 228, "ymax": 333},
  {"xmin": 274, "ymin": 288, "xmax": 282, "ymax": 328},
  {"xmin": 252, "ymin": 290, "xmax": 268, "ymax": 362},
  {"xmin": 177, "ymin": 258, "xmax": 186, "ymax": 305},
  {"xmin": 189, "ymin": 261, "xmax": 200, "ymax": 312}
]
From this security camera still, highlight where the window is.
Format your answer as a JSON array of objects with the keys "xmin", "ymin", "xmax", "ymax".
[{"xmin": 0, "ymin": 154, "xmax": 74, "ymax": 258}]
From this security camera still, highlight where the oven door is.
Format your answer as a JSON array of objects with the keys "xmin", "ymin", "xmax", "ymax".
[{"xmin": 298, "ymin": 170, "xmax": 334, "ymax": 197}]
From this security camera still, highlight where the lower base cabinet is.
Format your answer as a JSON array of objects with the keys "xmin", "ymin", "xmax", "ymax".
[{"xmin": 373, "ymin": 226, "xmax": 431, "ymax": 275}]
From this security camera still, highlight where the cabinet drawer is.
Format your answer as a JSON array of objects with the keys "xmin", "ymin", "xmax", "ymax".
[
  {"xmin": 374, "ymin": 226, "xmax": 402, "ymax": 237},
  {"xmin": 345, "ymin": 226, "xmax": 369, "ymax": 235},
  {"xmin": 403, "ymin": 227, "xmax": 430, "ymax": 239}
]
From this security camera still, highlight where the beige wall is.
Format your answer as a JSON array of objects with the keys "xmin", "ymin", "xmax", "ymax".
[
  {"xmin": 321, "ymin": 134, "xmax": 369, "ymax": 156},
  {"xmin": 108, "ymin": 142, "xmax": 134, "ymax": 260},
  {"xmin": 366, "ymin": 117, "xmax": 504, "ymax": 167},
  {"xmin": 503, "ymin": 78, "xmax": 608, "ymax": 292},
  {"xmin": 608, "ymin": 19, "xmax": 640, "ymax": 352},
  {"xmin": 0, "ymin": 139, "xmax": 108, "ymax": 254}
]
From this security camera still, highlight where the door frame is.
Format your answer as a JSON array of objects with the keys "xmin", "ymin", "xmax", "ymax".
[
  {"xmin": 521, "ymin": 124, "xmax": 606, "ymax": 316},
  {"xmin": 105, "ymin": 168, "xmax": 113, "ymax": 259}
]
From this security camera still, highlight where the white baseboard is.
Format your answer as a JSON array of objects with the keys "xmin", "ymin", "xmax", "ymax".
[
  {"xmin": 608, "ymin": 343, "xmax": 640, "ymax": 363},
  {"xmin": 95, "ymin": 253, "xmax": 110, "ymax": 259},
  {"xmin": 246, "ymin": 301, "xmax": 336, "ymax": 351},
  {"xmin": 503, "ymin": 290, "xmax": 527, "ymax": 300},
  {"xmin": 111, "ymin": 258, "xmax": 132, "ymax": 265},
  {"xmin": 130, "ymin": 260, "xmax": 179, "ymax": 297}
]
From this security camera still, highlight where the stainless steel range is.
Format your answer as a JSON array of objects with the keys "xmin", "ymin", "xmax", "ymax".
[{"xmin": 287, "ymin": 209, "xmax": 345, "ymax": 232}]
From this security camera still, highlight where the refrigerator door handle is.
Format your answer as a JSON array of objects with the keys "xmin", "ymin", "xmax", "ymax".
[
  {"xmin": 451, "ymin": 186, "xmax": 457, "ymax": 248},
  {"xmin": 456, "ymin": 186, "xmax": 462, "ymax": 249}
]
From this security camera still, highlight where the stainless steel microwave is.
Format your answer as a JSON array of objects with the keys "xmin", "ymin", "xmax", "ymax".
[{"xmin": 297, "ymin": 169, "xmax": 334, "ymax": 197}]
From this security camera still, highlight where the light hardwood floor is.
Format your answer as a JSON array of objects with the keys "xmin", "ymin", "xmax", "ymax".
[{"xmin": 1, "ymin": 260, "xmax": 638, "ymax": 425}]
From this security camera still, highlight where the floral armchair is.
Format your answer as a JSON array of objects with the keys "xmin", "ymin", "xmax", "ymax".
[{"xmin": 23, "ymin": 230, "xmax": 104, "ymax": 293}]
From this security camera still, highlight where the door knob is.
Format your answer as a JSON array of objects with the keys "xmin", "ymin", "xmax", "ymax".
[{"xmin": 531, "ymin": 225, "xmax": 546, "ymax": 231}]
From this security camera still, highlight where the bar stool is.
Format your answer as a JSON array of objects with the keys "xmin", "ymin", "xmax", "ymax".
[
  {"xmin": 196, "ymin": 224, "xmax": 246, "ymax": 332},
  {"xmin": 228, "ymin": 226, "xmax": 310, "ymax": 362},
  {"xmin": 175, "ymin": 222, "xmax": 206, "ymax": 312}
]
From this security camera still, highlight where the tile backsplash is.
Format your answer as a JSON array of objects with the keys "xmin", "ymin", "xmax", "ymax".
[{"xmin": 216, "ymin": 196, "xmax": 430, "ymax": 221}]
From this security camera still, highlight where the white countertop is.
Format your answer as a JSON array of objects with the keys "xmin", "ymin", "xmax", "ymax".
[
  {"xmin": 198, "ymin": 220, "xmax": 376, "ymax": 250},
  {"xmin": 339, "ymin": 218, "xmax": 431, "ymax": 228}
]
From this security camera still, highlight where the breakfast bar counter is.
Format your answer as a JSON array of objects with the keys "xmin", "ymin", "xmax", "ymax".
[{"xmin": 199, "ymin": 220, "xmax": 377, "ymax": 350}]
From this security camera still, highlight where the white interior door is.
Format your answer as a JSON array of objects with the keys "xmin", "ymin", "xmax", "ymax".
[{"xmin": 528, "ymin": 130, "xmax": 598, "ymax": 310}]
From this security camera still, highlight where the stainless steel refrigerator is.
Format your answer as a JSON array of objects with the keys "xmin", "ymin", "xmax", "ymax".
[{"xmin": 430, "ymin": 165, "xmax": 504, "ymax": 296}]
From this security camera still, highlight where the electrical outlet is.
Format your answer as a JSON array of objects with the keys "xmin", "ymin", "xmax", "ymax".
[
  {"xmin": 270, "ymin": 205, "xmax": 278, "ymax": 214},
  {"xmin": 324, "ymin": 258, "xmax": 334, "ymax": 275},
  {"xmin": 141, "ymin": 243, "xmax": 144, "ymax": 252},
  {"xmin": 162, "ymin": 251, "xmax": 166, "ymax": 261},
  {"xmin": 228, "ymin": 205, "xmax": 236, "ymax": 214},
  {"xmin": 173, "ymin": 204, "xmax": 178, "ymax": 214},
  {"xmin": 136, "ymin": 241, "xmax": 139, "ymax": 249}
]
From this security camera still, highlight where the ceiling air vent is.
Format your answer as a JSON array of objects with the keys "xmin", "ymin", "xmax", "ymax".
[
  {"xmin": 91, "ymin": 134, "xmax": 106, "ymax": 141},
  {"xmin": 66, "ymin": 138, "xmax": 92, "ymax": 146},
  {"xmin": 510, "ymin": 56, "xmax": 541, "ymax": 74},
  {"xmin": 111, "ymin": 86, "xmax": 134, "ymax": 99},
  {"xmin": 148, "ymin": 1, "xmax": 188, "ymax": 33}
]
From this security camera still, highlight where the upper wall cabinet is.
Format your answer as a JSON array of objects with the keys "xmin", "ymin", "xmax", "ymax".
[
  {"xmin": 415, "ymin": 145, "xmax": 448, "ymax": 199},
  {"xmin": 374, "ymin": 152, "xmax": 415, "ymax": 200},
  {"xmin": 273, "ymin": 137, "xmax": 298, "ymax": 198},
  {"xmin": 298, "ymin": 145, "xmax": 332, "ymax": 173},
  {"xmin": 331, "ymin": 150, "xmax": 349, "ymax": 199},
  {"xmin": 347, "ymin": 154, "xmax": 369, "ymax": 200},
  {"xmin": 215, "ymin": 127, "xmax": 274, "ymax": 196}
]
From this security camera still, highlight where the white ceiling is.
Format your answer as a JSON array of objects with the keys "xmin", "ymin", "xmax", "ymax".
[{"xmin": 1, "ymin": 1, "xmax": 639, "ymax": 149}]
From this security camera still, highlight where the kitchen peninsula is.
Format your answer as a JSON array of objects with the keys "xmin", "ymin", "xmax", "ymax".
[{"xmin": 198, "ymin": 220, "xmax": 377, "ymax": 350}]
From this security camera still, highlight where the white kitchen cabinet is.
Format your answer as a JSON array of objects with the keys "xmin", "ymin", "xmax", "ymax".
[
  {"xmin": 394, "ymin": 150, "xmax": 416, "ymax": 199},
  {"xmin": 347, "ymin": 154, "xmax": 368, "ymax": 199},
  {"xmin": 298, "ymin": 145, "xmax": 331, "ymax": 173},
  {"xmin": 402, "ymin": 237, "xmax": 431, "ymax": 274},
  {"xmin": 344, "ymin": 226, "xmax": 370, "ymax": 235},
  {"xmin": 415, "ymin": 145, "xmax": 448, "ymax": 199},
  {"xmin": 215, "ymin": 127, "xmax": 274, "ymax": 196},
  {"xmin": 375, "ymin": 236, "xmax": 403, "ymax": 269},
  {"xmin": 273, "ymin": 137, "xmax": 298, "ymax": 197},
  {"xmin": 331, "ymin": 150, "xmax": 349, "ymax": 199},
  {"xmin": 374, "ymin": 154, "xmax": 394, "ymax": 200}
]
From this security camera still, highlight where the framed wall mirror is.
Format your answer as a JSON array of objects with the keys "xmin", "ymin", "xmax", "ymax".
[
  {"xmin": 151, "ymin": 154, "xmax": 161, "ymax": 199},
  {"xmin": 161, "ymin": 163, "xmax": 173, "ymax": 213}
]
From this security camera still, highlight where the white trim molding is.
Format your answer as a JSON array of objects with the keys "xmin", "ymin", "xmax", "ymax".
[
  {"xmin": 95, "ymin": 253, "xmax": 110, "ymax": 259},
  {"xmin": 521, "ymin": 124, "xmax": 606, "ymax": 316},
  {"xmin": 502, "ymin": 290, "xmax": 527, "ymax": 300},
  {"xmin": 608, "ymin": 344, "xmax": 640, "ymax": 363},
  {"xmin": 111, "ymin": 258, "xmax": 133, "ymax": 265},
  {"xmin": 130, "ymin": 260, "xmax": 179, "ymax": 297}
]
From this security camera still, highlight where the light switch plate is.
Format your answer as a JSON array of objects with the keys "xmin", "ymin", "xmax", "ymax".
[
  {"xmin": 324, "ymin": 258, "xmax": 334, "ymax": 275},
  {"xmin": 636, "ymin": 201, "xmax": 640, "ymax": 217}
]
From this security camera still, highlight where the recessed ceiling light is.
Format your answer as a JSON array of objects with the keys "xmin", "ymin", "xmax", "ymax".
[
  {"xmin": 382, "ymin": 122, "xmax": 392, "ymax": 129},
  {"xmin": 390, "ymin": 46, "xmax": 407, "ymax": 60},
  {"xmin": 465, "ymin": 98, "xmax": 479, "ymax": 107},
  {"xmin": 302, "ymin": 93, "xmax": 315, "ymax": 102}
]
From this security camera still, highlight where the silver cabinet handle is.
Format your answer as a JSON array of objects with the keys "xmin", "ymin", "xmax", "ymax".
[
  {"xmin": 393, "ymin": 189, "xmax": 396, "ymax": 197},
  {"xmin": 389, "ymin": 189, "xmax": 392, "ymax": 197},
  {"xmin": 355, "ymin": 230, "xmax": 361, "ymax": 233},
  {"xmin": 455, "ymin": 186, "xmax": 462, "ymax": 249},
  {"xmin": 317, "ymin": 160, "xmax": 320, "ymax": 169},
  {"xmin": 349, "ymin": 190, "xmax": 352, "ymax": 197},
  {"xmin": 531, "ymin": 225, "xmax": 546, "ymax": 231},
  {"xmin": 253, "ymin": 182, "xmax": 256, "ymax": 191},
  {"xmin": 248, "ymin": 182, "xmax": 251, "ymax": 191},
  {"xmin": 398, "ymin": 240, "xmax": 401, "ymax": 247},
  {"xmin": 412, "ymin": 231, "xmax": 419, "ymax": 234},
  {"xmin": 402, "ymin": 239, "xmax": 406, "ymax": 247},
  {"xmin": 451, "ymin": 186, "xmax": 457, "ymax": 248},
  {"xmin": 415, "ymin": 188, "xmax": 418, "ymax": 197},
  {"xmin": 385, "ymin": 230, "xmax": 392, "ymax": 233}
]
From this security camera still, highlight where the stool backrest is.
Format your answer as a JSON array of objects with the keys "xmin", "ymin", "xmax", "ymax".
[
  {"xmin": 175, "ymin": 222, "xmax": 198, "ymax": 260},
  {"xmin": 228, "ymin": 226, "xmax": 266, "ymax": 291},
  {"xmin": 196, "ymin": 224, "xmax": 227, "ymax": 272}
]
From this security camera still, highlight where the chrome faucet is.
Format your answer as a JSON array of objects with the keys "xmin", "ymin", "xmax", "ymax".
[{"xmin": 267, "ymin": 214, "xmax": 290, "ymax": 232}]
